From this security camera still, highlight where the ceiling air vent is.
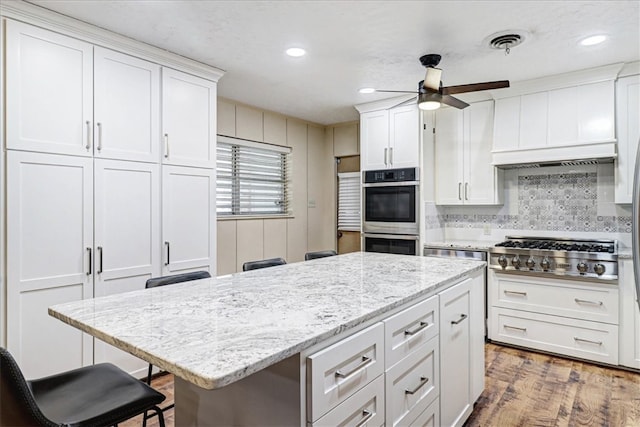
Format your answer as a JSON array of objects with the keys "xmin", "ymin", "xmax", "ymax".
[{"xmin": 486, "ymin": 30, "xmax": 529, "ymax": 54}]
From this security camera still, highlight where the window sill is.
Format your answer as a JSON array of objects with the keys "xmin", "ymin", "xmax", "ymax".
[{"xmin": 217, "ymin": 214, "xmax": 295, "ymax": 221}]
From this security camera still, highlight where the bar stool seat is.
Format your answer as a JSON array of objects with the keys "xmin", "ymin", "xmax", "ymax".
[
  {"xmin": 304, "ymin": 250, "xmax": 337, "ymax": 260},
  {"xmin": 242, "ymin": 257, "xmax": 287, "ymax": 271}
]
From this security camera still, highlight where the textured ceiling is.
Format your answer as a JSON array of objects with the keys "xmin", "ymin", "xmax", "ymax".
[{"xmin": 25, "ymin": 0, "xmax": 640, "ymax": 125}]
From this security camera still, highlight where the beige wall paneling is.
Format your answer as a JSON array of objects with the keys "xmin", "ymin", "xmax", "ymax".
[
  {"xmin": 236, "ymin": 219, "xmax": 265, "ymax": 271},
  {"xmin": 216, "ymin": 220, "xmax": 237, "ymax": 276},
  {"xmin": 307, "ymin": 125, "xmax": 335, "ymax": 252},
  {"xmin": 263, "ymin": 112, "xmax": 287, "ymax": 146},
  {"xmin": 286, "ymin": 119, "xmax": 308, "ymax": 262},
  {"xmin": 333, "ymin": 122, "xmax": 359, "ymax": 157},
  {"xmin": 325, "ymin": 128, "xmax": 337, "ymax": 251},
  {"xmin": 263, "ymin": 218, "xmax": 288, "ymax": 260},
  {"xmin": 217, "ymin": 98, "xmax": 236, "ymax": 137},
  {"xmin": 236, "ymin": 105, "xmax": 264, "ymax": 142}
]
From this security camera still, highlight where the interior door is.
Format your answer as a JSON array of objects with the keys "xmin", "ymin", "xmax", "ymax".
[
  {"xmin": 337, "ymin": 155, "xmax": 361, "ymax": 254},
  {"xmin": 7, "ymin": 151, "xmax": 94, "ymax": 378},
  {"xmin": 93, "ymin": 159, "xmax": 160, "ymax": 375}
]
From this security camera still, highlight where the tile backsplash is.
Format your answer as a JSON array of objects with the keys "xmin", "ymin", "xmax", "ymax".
[{"xmin": 426, "ymin": 165, "xmax": 632, "ymax": 235}]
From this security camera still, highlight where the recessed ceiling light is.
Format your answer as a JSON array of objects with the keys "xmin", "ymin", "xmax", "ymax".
[
  {"xmin": 580, "ymin": 35, "xmax": 607, "ymax": 46},
  {"xmin": 359, "ymin": 87, "xmax": 376, "ymax": 94},
  {"xmin": 286, "ymin": 47, "xmax": 306, "ymax": 57}
]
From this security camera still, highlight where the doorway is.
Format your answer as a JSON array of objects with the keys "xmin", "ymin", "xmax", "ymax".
[{"xmin": 336, "ymin": 155, "xmax": 361, "ymax": 254}]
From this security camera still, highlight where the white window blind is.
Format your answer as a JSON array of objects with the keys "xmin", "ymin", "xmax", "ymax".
[
  {"xmin": 217, "ymin": 136, "xmax": 291, "ymax": 217},
  {"xmin": 337, "ymin": 172, "xmax": 361, "ymax": 231}
]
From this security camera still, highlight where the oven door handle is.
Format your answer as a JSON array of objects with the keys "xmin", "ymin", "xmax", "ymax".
[
  {"xmin": 363, "ymin": 233, "xmax": 419, "ymax": 240},
  {"xmin": 363, "ymin": 181, "xmax": 419, "ymax": 187}
]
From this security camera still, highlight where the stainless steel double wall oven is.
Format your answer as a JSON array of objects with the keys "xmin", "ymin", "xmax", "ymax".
[{"xmin": 363, "ymin": 167, "xmax": 419, "ymax": 255}]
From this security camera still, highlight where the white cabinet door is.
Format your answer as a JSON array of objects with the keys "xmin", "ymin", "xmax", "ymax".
[
  {"xmin": 519, "ymin": 92, "xmax": 548, "ymax": 149},
  {"xmin": 389, "ymin": 105, "xmax": 419, "ymax": 168},
  {"xmin": 464, "ymin": 101, "xmax": 498, "ymax": 205},
  {"xmin": 94, "ymin": 47, "xmax": 160, "ymax": 163},
  {"xmin": 162, "ymin": 68, "xmax": 217, "ymax": 168},
  {"xmin": 5, "ymin": 21, "xmax": 93, "ymax": 156},
  {"xmin": 615, "ymin": 75, "xmax": 640, "ymax": 204},
  {"xmin": 492, "ymin": 97, "xmax": 520, "ymax": 152},
  {"xmin": 7, "ymin": 151, "xmax": 93, "ymax": 378},
  {"xmin": 93, "ymin": 159, "xmax": 160, "ymax": 376},
  {"xmin": 439, "ymin": 277, "xmax": 473, "ymax": 427},
  {"xmin": 578, "ymin": 80, "xmax": 615, "ymax": 143},
  {"xmin": 619, "ymin": 259, "xmax": 640, "ymax": 369},
  {"xmin": 361, "ymin": 110, "xmax": 389, "ymax": 170},
  {"xmin": 162, "ymin": 166, "xmax": 216, "ymax": 274},
  {"xmin": 435, "ymin": 108, "xmax": 464, "ymax": 205}
]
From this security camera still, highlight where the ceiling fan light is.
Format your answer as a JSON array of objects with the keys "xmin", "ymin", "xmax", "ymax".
[
  {"xmin": 418, "ymin": 92, "xmax": 441, "ymax": 110},
  {"xmin": 418, "ymin": 101, "xmax": 441, "ymax": 111},
  {"xmin": 359, "ymin": 87, "xmax": 376, "ymax": 94}
]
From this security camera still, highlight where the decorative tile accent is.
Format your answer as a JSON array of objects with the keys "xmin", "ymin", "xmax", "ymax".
[{"xmin": 425, "ymin": 172, "xmax": 632, "ymax": 233}]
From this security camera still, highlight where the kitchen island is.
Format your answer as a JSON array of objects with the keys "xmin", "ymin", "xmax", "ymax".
[{"xmin": 49, "ymin": 252, "xmax": 486, "ymax": 426}]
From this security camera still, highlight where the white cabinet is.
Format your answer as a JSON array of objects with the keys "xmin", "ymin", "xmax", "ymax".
[
  {"xmin": 6, "ymin": 151, "xmax": 94, "ymax": 378},
  {"xmin": 93, "ymin": 159, "xmax": 161, "ymax": 376},
  {"xmin": 614, "ymin": 75, "xmax": 640, "ymax": 204},
  {"xmin": 162, "ymin": 68, "xmax": 217, "ymax": 168},
  {"xmin": 162, "ymin": 166, "xmax": 216, "ymax": 275},
  {"xmin": 493, "ymin": 81, "xmax": 616, "ymax": 165},
  {"xmin": 360, "ymin": 105, "xmax": 419, "ymax": 170},
  {"xmin": 94, "ymin": 47, "xmax": 160, "ymax": 163},
  {"xmin": 5, "ymin": 20, "xmax": 93, "ymax": 156},
  {"xmin": 619, "ymin": 259, "xmax": 640, "ymax": 369},
  {"xmin": 435, "ymin": 101, "xmax": 502, "ymax": 205},
  {"xmin": 439, "ymin": 277, "xmax": 474, "ymax": 427}
]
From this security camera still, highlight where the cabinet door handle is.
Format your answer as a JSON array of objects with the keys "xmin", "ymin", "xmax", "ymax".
[
  {"xmin": 404, "ymin": 376, "xmax": 429, "ymax": 395},
  {"xmin": 504, "ymin": 290, "xmax": 527, "ymax": 296},
  {"xmin": 96, "ymin": 122, "xmax": 102, "ymax": 152},
  {"xmin": 574, "ymin": 298, "xmax": 603, "ymax": 306},
  {"xmin": 465, "ymin": 182, "xmax": 469, "ymax": 200},
  {"xmin": 384, "ymin": 148, "xmax": 388, "ymax": 166},
  {"xmin": 451, "ymin": 313, "xmax": 468, "ymax": 325},
  {"xmin": 164, "ymin": 241, "xmax": 170, "ymax": 266},
  {"xmin": 504, "ymin": 324, "xmax": 527, "ymax": 332},
  {"xmin": 389, "ymin": 147, "xmax": 393, "ymax": 165},
  {"xmin": 574, "ymin": 336, "xmax": 602, "ymax": 346},
  {"xmin": 97, "ymin": 246, "xmax": 103, "ymax": 274},
  {"xmin": 354, "ymin": 410, "xmax": 374, "ymax": 427},
  {"xmin": 164, "ymin": 133, "xmax": 169, "ymax": 159},
  {"xmin": 458, "ymin": 182, "xmax": 462, "ymax": 200},
  {"xmin": 404, "ymin": 321, "xmax": 429, "ymax": 336},
  {"xmin": 335, "ymin": 355, "xmax": 372, "ymax": 379},
  {"xmin": 85, "ymin": 121, "xmax": 91, "ymax": 151},
  {"xmin": 86, "ymin": 247, "xmax": 92, "ymax": 275}
]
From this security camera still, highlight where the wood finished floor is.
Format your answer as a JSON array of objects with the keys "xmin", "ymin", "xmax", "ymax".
[{"xmin": 124, "ymin": 343, "xmax": 640, "ymax": 427}]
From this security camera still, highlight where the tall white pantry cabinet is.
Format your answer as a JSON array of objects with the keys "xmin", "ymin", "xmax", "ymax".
[{"xmin": 1, "ymin": 11, "xmax": 222, "ymax": 379}]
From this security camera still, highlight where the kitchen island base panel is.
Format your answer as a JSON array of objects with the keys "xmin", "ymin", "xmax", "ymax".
[{"xmin": 175, "ymin": 354, "xmax": 302, "ymax": 426}]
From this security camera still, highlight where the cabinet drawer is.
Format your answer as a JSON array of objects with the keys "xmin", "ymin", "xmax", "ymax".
[
  {"xmin": 405, "ymin": 397, "xmax": 439, "ymax": 427},
  {"xmin": 384, "ymin": 295, "xmax": 438, "ymax": 369},
  {"xmin": 491, "ymin": 274, "xmax": 619, "ymax": 324},
  {"xmin": 385, "ymin": 336, "xmax": 439, "ymax": 427},
  {"xmin": 307, "ymin": 323, "xmax": 385, "ymax": 422},
  {"xmin": 311, "ymin": 375, "xmax": 384, "ymax": 427},
  {"xmin": 490, "ymin": 307, "xmax": 619, "ymax": 364}
]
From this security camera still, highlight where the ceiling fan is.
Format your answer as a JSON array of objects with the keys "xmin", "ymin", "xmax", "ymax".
[{"xmin": 370, "ymin": 54, "xmax": 510, "ymax": 110}]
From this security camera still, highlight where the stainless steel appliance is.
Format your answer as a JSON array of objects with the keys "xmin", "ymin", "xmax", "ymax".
[
  {"xmin": 489, "ymin": 236, "xmax": 618, "ymax": 283},
  {"xmin": 363, "ymin": 167, "xmax": 419, "ymax": 235},
  {"xmin": 364, "ymin": 233, "xmax": 420, "ymax": 256},
  {"xmin": 632, "ymin": 137, "xmax": 640, "ymax": 310}
]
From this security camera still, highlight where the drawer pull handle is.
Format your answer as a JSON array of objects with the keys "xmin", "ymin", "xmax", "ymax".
[
  {"xmin": 504, "ymin": 325, "xmax": 527, "ymax": 332},
  {"xmin": 354, "ymin": 409, "xmax": 373, "ymax": 427},
  {"xmin": 451, "ymin": 313, "xmax": 468, "ymax": 325},
  {"xmin": 335, "ymin": 356, "xmax": 372, "ymax": 379},
  {"xmin": 504, "ymin": 290, "xmax": 527, "ymax": 296},
  {"xmin": 574, "ymin": 337, "xmax": 603, "ymax": 346},
  {"xmin": 405, "ymin": 376, "xmax": 429, "ymax": 395},
  {"xmin": 574, "ymin": 298, "xmax": 603, "ymax": 306},
  {"xmin": 404, "ymin": 321, "xmax": 429, "ymax": 336}
]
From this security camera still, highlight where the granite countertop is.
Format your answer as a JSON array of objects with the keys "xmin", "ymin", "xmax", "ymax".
[
  {"xmin": 49, "ymin": 252, "xmax": 485, "ymax": 390},
  {"xmin": 424, "ymin": 240, "xmax": 497, "ymax": 251}
]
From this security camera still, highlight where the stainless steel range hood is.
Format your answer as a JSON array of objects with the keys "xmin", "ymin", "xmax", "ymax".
[{"xmin": 492, "ymin": 142, "xmax": 617, "ymax": 169}]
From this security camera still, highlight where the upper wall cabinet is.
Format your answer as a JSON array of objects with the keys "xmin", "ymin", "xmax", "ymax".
[
  {"xmin": 493, "ymin": 80, "xmax": 616, "ymax": 165},
  {"xmin": 6, "ymin": 21, "xmax": 93, "ymax": 157},
  {"xmin": 360, "ymin": 104, "xmax": 419, "ymax": 170},
  {"xmin": 435, "ymin": 101, "xmax": 502, "ymax": 205},
  {"xmin": 614, "ymin": 75, "xmax": 640, "ymax": 204},
  {"xmin": 162, "ymin": 68, "xmax": 217, "ymax": 168}
]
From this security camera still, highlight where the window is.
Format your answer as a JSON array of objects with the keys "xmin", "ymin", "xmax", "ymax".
[
  {"xmin": 217, "ymin": 136, "xmax": 291, "ymax": 217},
  {"xmin": 337, "ymin": 172, "xmax": 361, "ymax": 231}
]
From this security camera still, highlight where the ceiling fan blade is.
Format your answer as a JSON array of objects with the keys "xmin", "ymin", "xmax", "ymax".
[
  {"xmin": 423, "ymin": 67, "xmax": 442, "ymax": 92},
  {"xmin": 373, "ymin": 89, "xmax": 419, "ymax": 94},
  {"xmin": 441, "ymin": 80, "xmax": 510, "ymax": 95},
  {"xmin": 440, "ymin": 95, "xmax": 470, "ymax": 109}
]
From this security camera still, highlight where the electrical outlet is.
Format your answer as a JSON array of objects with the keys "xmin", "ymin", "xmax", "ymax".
[{"xmin": 483, "ymin": 223, "xmax": 491, "ymax": 235}]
